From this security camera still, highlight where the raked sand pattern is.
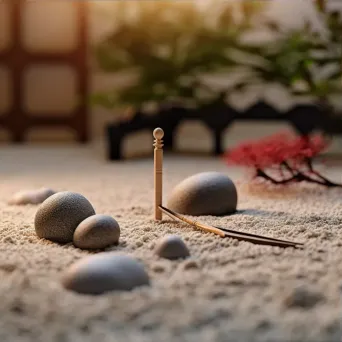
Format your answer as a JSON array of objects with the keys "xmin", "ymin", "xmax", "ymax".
[{"xmin": 0, "ymin": 146, "xmax": 341, "ymax": 342}]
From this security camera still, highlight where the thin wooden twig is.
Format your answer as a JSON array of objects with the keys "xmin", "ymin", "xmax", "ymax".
[
  {"xmin": 159, "ymin": 205, "xmax": 303, "ymax": 248},
  {"xmin": 214, "ymin": 225, "xmax": 303, "ymax": 247},
  {"xmin": 159, "ymin": 206, "xmax": 225, "ymax": 237}
]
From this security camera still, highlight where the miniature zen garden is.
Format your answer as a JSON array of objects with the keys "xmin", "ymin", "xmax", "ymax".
[{"xmin": 2, "ymin": 1, "xmax": 342, "ymax": 342}]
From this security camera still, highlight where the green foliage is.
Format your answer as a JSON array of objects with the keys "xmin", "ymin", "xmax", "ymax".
[
  {"xmin": 90, "ymin": 1, "xmax": 264, "ymax": 110},
  {"xmin": 233, "ymin": 6, "xmax": 342, "ymax": 101},
  {"xmin": 90, "ymin": 1, "xmax": 342, "ymax": 112}
]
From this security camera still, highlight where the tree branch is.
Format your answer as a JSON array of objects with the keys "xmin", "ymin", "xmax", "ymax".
[
  {"xmin": 256, "ymin": 169, "xmax": 297, "ymax": 184},
  {"xmin": 304, "ymin": 157, "xmax": 342, "ymax": 187},
  {"xmin": 256, "ymin": 166, "xmax": 342, "ymax": 187}
]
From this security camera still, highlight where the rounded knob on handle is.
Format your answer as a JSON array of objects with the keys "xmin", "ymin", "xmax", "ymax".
[{"xmin": 153, "ymin": 128, "xmax": 164, "ymax": 140}]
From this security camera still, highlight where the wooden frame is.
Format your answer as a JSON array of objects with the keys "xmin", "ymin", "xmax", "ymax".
[
  {"xmin": 105, "ymin": 101, "xmax": 342, "ymax": 160},
  {"xmin": 0, "ymin": 1, "xmax": 89, "ymax": 143}
]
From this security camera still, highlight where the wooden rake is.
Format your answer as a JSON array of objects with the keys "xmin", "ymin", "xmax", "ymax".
[{"xmin": 152, "ymin": 128, "xmax": 303, "ymax": 249}]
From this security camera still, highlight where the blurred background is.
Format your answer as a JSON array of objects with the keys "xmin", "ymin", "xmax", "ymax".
[{"xmin": 0, "ymin": 0, "xmax": 341, "ymax": 159}]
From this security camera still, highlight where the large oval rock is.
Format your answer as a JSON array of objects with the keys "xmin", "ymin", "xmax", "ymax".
[
  {"xmin": 155, "ymin": 235, "xmax": 190, "ymax": 260},
  {"xmin": 35, "ymin": 191, "xmax": 96, "ymax": 243},
  {"xmin": 62, "ymin": 253, "xmax": 150, "ymax": 295},
  {"xmin": 8, "ymin": 187, "xmax": 56, "ymax": 205},
  {"xmin": 73, "ymin": 214, "xmax": 120, "ymax": 250},
  {"xmin": 167, "ymin": 172, "xmax": 237, "ymax": 216}
]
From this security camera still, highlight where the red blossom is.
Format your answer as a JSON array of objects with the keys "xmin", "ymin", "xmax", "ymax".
[
  {"xmin": 223, "ymin": 132, "xmax": 337, "ymax": 187},
  {"xmin": 225, "ymin": 132, "xmax": 328, "ymax": 168}
]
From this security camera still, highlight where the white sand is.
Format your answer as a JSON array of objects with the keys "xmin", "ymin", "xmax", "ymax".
[{"xmin": 0, "ymin": 146, "xmax": 341, "ymax": 342}]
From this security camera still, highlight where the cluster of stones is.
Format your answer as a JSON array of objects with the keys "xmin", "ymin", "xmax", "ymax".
[
  {"xmin": 34, "ymin": 191, "xmax": 120, "ymax": 249},
  {"xmin": 21, "ymin": 172, "xmax": 237, "ymax": 295},
  {"xmin": 33, "ymin": 191, "xmax": 194, "ymax": 295},
  {"xmin": 62, "ymin": 234, "xmax": 191, "ymax": 295}
]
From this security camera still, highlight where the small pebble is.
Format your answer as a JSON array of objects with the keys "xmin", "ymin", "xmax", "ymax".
[
  {"xmin": 155, "ymin": 235, "xmax": 190, "ymax": 260},
  {"xmin": 182, "ymin": 259, "xmax": 199, "ymax": 270},
  {"xmin": 62, "ymin": 253, "xmax": 150, "ymax": 295},
  {"xmin": 283, "ymin": 285, "xmax": 324, "ymax": 309},
  {"xmin": 167, "ymin": 172, "xmax": 237, "ymax": 216},
  {"xmin": 152, "ymin": 263, "xmax": 166, "ymax": 273},
  {"xmin": 8, "ymin": 188, "xmax": 56, "ymax": 205},
  {"xmin": 35, "ymin": 191, "xmax": 96, "ymax": 243},
  {"xmin": 73, "ymin": 214, "xmax": 120, "ymax": 250}
]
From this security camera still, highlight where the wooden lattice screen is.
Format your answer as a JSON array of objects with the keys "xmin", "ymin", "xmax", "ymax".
[{"xmin": 0, "ymin": 0, "xmax": 88, "ymax": 143}]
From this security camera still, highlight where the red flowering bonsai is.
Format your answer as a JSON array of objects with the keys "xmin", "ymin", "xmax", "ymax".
[{"xmin": 225, "ymin": 132, "xmax": 342, "ymax": 187}]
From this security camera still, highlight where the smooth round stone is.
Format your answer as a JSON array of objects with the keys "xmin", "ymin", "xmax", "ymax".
[
  {"xmin": 35, "ymin": 191, "xmax": 96, "ymax": 243},
  {"xmin": 155, "ymin": 235, "xmax": 190, "ymax": 260},
  {"xmin": 73, "ymin": 214, "xmax": 120, "ymax": 250},
  {"xmin": 8, "ymin": 188, "xmax": 56, "ymax": 205},
  {"xmin": 167, "ymin": 172, "xmax": 237, "ymax": 216},
  {"xmin": 62, "ymin": 253, "xmax": 150, "ymax": 295}
]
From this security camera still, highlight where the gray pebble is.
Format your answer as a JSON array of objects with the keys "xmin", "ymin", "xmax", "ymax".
[
  {"xmin": 35, "ymin": 191, "xmax": 96, "ymax": 243},
  {"xmin": 167, "ymin": 172, "xmax": 237, "ymax": 216},
  {"xmin": 283, "ymin": 285, "xmax": 324, "ymax": 309},
  {"xmin": 155, "ymin": 235, "xmax": 190, "ymax": 260},
  {"xmin": 8, "ymin": 188, "xmax": 56, "ymax": 205},
  {"xmin": 73, "ymin": 214, "xmax": 120, "ymax": 250},
  {"xmin": 62, "ymin": 253, "xmax": 150, "ymax": 295}
]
